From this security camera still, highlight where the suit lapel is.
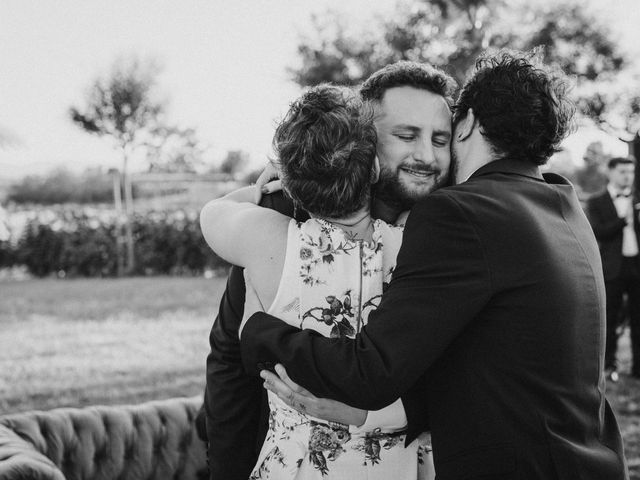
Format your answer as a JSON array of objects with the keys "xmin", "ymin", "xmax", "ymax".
[{"xmin": 602, "ymin": 191, "xmax": 619, "ymax": 220}]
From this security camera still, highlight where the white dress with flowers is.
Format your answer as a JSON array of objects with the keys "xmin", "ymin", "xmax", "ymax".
[{"xmin": 249, "ymin": 217, "xmax": 433, "ymax": 480}]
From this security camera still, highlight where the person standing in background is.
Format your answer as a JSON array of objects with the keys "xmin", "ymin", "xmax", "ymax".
[
  {"xmin": 587, "ymin": 157, "xmax": 640, "ymax": 382},
  {"xmin": 577, "ymin": 141, "xmax": 609, "ymax": 198}
]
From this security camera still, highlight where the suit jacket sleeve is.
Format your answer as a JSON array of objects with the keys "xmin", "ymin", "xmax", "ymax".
[
  {"xmin": 587, "ymin": 195, "xmax": 626, "ymax": 241},
  {"xmin": 205, "ymin": 266, "xmax": 266, "ymax": 480},
  {"xmin": 205, "ymin": 192, "xmax": 301, "ymax": 480},
  {"xmin": 240, "ymin": 191, "xmax": 492, "ymax": 412}
]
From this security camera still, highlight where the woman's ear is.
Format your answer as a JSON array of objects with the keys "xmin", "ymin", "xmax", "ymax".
[{"xmin": 371, "ymin": 156, "xmax": 381, "ymax": 184}]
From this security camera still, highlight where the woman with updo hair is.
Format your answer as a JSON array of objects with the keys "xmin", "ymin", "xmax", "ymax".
[{"xmin": 201, "ymin": 84, "xmax": 430, "ymax": 479}]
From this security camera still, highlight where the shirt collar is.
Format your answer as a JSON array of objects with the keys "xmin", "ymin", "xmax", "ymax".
[
  {"xmin": 608, "ymin": 184, "xmax": 632, "ymax": 199},
  {"xmin": 467, "ymin": 158, "xmax": 544, "ymax": 182}
]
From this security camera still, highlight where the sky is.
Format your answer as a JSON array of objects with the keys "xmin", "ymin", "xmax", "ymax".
[{"xmin": 1, "ymin": 0, "xmax": 639, "ymax": 180}]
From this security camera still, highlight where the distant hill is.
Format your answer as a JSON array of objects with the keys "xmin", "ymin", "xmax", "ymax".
[
  {"xmin": 1, "ymin": 171, "xmax": 245, "ymax": 209},
  {"xmin": 131, "ymin": 173, "xmax": 245, "ymax": 211}
]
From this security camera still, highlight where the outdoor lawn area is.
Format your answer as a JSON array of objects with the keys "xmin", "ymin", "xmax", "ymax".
[
  {"xmin": 0, "ymin": 276, "xmax": 226, "ymax": 413},
  {"xmin": 608, "ymin": 333, "xmax": 640, "ymax": 478},
  {"xmin": 1, "ymin": 276, "xmax": 639, "ymax": 477}
]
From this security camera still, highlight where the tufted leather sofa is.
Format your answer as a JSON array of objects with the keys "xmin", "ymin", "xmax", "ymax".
[{"xmin": 0, "ymin": 396, "xmax": 208, "ymax": 480}]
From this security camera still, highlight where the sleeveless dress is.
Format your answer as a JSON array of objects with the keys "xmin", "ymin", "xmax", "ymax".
[{"xmin": 249, "ymin": 217, "xmax": 434, "ymax": 480}]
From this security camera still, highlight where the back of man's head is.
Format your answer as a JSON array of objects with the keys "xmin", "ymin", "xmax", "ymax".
[
  {"xmin": 453, "ymin": 50, "xmax": 575, "ymax": 166},
  {"xmin": 360, "ymin": 61, "xmax": 457, "ymax": 106}
]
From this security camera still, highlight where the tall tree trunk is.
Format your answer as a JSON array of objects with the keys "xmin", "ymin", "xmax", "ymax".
[
  {"xmin": 122, "ymin": 151, "xmax": 135, "ymax": 275},
  {"xmin": 111, "ymin": 170, "xmax": 125, "ymax": 276}
]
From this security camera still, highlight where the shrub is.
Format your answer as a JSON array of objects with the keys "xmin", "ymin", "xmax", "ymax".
[
  {"xmin": 9, "ymin": 207, "xmax": 228, "ymax": 277},
  {"xmin": 0, "ymin": 240, "xmax": 15, "ymax": 269}
]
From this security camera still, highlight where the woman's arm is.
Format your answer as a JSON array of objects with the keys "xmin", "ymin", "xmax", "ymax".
[{"xmin": 200, "ymin": 186, "xmax": 290, "ymax": 269}]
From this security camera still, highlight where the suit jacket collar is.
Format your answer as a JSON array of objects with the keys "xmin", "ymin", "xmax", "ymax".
[
  {"xmin": 600, "ymin": 186, "xmax": 621, "ymax": 219},
  {"xmin": 468, "ymin": 158, "xmax": 544, "ymax": 182}
]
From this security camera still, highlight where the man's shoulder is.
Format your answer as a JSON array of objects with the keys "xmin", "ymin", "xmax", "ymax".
[{"xmin": 408, "ymin": 188, "xmax": 476, "ymax": 224}]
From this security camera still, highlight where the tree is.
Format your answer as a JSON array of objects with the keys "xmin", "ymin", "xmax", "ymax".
[
  {"xmin": 219, "ymin": 150, "xmax": 250, "ymax": 177},
  {"xmin": 70, "ymin": 56, "xmax": 162, "ymax": 274},
  {"xmin": 291, "ymin": 0, "xmax": 632, "ymax": 129},
  {"xmin": 146, "ymin": 126, "xmax": 208, "ymax": 174},
  {"xmin": 70, "ymin": 56, "xmax": 204, "ymax": 273}
]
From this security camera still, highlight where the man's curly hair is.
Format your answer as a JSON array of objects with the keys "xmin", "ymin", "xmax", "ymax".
[
  {"xmin": 272, "ymin": 84, "xmax": 377, "ymax": 219},
  {"xmin": 360, "ymin": 61, "xmax": 457, "ymax": 106},
  {"xmin": 453, "ymin": 50, "xmax": 575, "ymax": 165}
]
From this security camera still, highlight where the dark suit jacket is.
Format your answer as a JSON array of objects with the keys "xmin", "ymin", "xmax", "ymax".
[
  {"xmin": 241, "ymin": 159, "xmax": 628, "ymax": 480},
  {"xmin": 204, "ymin": 192, "xmax": 307, "ymax": 480},
  {"xmin": 587, "ymin": 189, "xmax": 640, "ymax": 281}
]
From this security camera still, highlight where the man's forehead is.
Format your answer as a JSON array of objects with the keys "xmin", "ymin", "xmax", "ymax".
[{"xmin": 375, "ymin": 86, "xmax": 451, "ymax": 130}]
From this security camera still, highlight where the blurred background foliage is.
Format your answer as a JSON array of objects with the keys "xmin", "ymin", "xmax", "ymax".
[
  {"xmin": 291, "ymin": 0, "xmax": 640, "ymax": 134},
  {"xmin": 0, "ymin": 207, "xmax": 228, "ymax": 278}
]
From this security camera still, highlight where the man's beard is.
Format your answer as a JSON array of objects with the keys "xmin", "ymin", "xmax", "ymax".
[{"xmin": 373, "ymin": 162, "xmax": 448, "ymax": 211}]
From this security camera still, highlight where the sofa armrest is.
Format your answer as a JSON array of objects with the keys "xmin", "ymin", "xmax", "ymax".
[
  {"xmin": 0, "ymin": 424, "xmax": 65, "ymax": 480},
  {"xmin": 0, "ymin": 396, "xmax": 206, "ymax": 480}
]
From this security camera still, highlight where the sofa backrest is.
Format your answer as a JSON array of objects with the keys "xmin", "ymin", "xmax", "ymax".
[{"xmin": 0, "ymin": 396, "xmax": 207, "ymax": 480}]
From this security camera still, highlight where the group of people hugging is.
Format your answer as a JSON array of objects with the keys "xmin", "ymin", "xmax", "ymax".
[{"xmin": 197, "ymin": 50, "xmax": 629, "ymax": 480}]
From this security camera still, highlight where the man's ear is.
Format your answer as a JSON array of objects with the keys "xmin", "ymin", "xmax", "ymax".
[
  {"xmin": 457, "ymin": 109, "xmax": 476, "ymax": 142},
  {"xmin": 371, "ymin": 156, "xmax": 380, "ymax": 184}
]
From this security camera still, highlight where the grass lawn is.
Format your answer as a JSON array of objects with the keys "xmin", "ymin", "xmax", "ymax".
[
  {"xmin": 0, "ymin": 276, "xmax": 227, "ymax": 413},
  {"xmin": 1, "ymin": 276, "xmax": 640, "ymax": 478}
]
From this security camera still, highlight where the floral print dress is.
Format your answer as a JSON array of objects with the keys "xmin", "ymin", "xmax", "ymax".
[{"xmin": 249, "ymin": 217, "xmax": 434, "ymax": 480}]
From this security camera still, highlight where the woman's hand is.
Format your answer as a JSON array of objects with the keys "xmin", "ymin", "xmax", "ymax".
[
  {"xmin": 261, "ymin": 364, "xmax": 367, "ymax": 427},
  {"xmin": 254, "ymin": 161, "xmax": 282, "ymax": 203}
]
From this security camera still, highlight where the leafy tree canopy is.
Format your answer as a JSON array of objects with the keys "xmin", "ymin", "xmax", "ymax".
[
  {"xmin": 70, "ymin": 57, "xmax": 164, "ymax": 148},
  {"xmin": 291, "ymin": 0, "xmax": 638, "ymax": 132},
  {"xmin": 70, "ymin": 56, "xmax": 207, "ymax": 172}
]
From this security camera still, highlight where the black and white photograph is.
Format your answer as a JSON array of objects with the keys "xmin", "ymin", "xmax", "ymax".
[{"xmin": 1, "ymin": 1, "xmax": 640, "ymax": 479}]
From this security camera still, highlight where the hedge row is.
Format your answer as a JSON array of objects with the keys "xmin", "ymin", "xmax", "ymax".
[{"xmin": 1, "ymin": 209, "xmax": 229, "ymax": 277}]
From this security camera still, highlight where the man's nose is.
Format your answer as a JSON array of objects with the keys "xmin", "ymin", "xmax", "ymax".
[{"xmin": 412, "ymin": 139, "xmax": 433, "ymax": 164}]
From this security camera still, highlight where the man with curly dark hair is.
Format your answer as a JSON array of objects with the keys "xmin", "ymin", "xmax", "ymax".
[
  {"xmin": 241, "ymin": 50, "xmax": 629, "ymax": 479},
  {"xmin": 450, "ymin": 50, "xmax": 575, "ymax": 180}
]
